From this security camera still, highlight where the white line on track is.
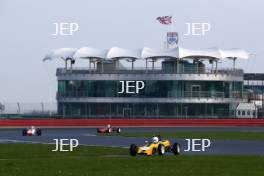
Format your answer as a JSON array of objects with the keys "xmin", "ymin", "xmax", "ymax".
[
  {"xmin": 0, "ymin": 139, "xmax": 52, "ymax": 144},
  {"xmin": 0, "ymin": 139, "xmax": 127, "ymax": 148},
  {"xmin": 82, "ymin": 133, "xmax": 97, "ymax": 137}
]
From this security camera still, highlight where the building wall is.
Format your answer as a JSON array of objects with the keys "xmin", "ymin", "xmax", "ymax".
[
  {"xmin": 56, "ymin": 61, "xmax": 244, "ymax": 118},
  {"xmin": 58, "ymin": 103, "xmax": 232, "ymax": 118}
]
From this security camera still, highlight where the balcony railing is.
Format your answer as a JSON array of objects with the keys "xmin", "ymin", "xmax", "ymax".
[
  {"xmin": 57, "ymin": 91, "xmax": 243, "ymax": 99},
  {"xmin": 57, "ymin": 67, "xmax": 243, "ymax": 76}
]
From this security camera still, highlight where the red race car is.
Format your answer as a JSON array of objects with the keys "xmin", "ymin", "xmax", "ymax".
[
  {"xmin": 22, "ymin": 126, "xmax": 42, "ymax": 136},
  {"xmin": 97, "ymin": 125, "xmax": 121, "ymax": 133}
]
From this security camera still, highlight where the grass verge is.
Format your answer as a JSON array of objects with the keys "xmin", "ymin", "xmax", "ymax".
[{"xmin": 0, "ymin": 144, "xmax": 263, "ymax": 176}]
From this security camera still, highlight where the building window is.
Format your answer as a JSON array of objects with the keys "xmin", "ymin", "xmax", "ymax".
[
  {"xmin": 238, "ymin": 110, "xmax": 241, "ymax": 116},
  {"xmin": 247, "ymin": 110, "xmax": 251, "ymax": 116},
  {"xmin": 242, "ymin": 111, "xmax": 245, "ymax": 116}
]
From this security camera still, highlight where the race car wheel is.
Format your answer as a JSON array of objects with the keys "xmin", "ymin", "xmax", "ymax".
[
  {"xmin": 172, "ymin": 143, "xmax": 180, "ymax": 155},
  {"xmin": 158, "ymin": 144, "xmax": 165, "ymax": 155},
  {"xmin": 117, "ymin": 128, "xmax": 121, "ymax": 133},
  {"xmin": 22, "ymin": 129, "xmax": 27, "ymax": 136},
  {"xmin": 36, "ymin": 129, "xmax": 42, "ymax": 136},
  {"xmin": 152, "ymin": 148, "xmax": 157, "ymax": 155},
  {"xmin": 129, "ymin": 144, "xmax": 138, "ymax": 156}
]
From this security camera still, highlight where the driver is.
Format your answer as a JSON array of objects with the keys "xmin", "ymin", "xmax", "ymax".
[
  {"xmin": 31, "ymin": 126, "xmax": 36, "ymax": 134},
  {"xmin": 152, "ymin": 136, "xmax": 159, "ymax": 143}
]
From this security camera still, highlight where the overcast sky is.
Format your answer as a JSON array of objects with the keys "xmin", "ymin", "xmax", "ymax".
[{"xmin": 0, "ymin": 0, "xmax": 263, "ymax": 103}]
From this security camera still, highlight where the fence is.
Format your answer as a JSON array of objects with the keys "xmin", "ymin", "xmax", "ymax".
[
  {"xmin": 0, "ymin": 102, "xmax": 263, "ymax": 119},
  {"xmin": 0, "ymin": 102, "xmax": 57, "ymax": 118},
  {"xmin": 56, "ymin": 67, "xmax": 244, "ymax": 76}
]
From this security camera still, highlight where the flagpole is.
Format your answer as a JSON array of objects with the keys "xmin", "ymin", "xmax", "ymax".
[
  {"xmin": 168, "ymin": 15, "xmax": 174, "ymax": 49},
  {"xmin": 171, "ymin": 15, "xmax": 173, "ymax": 32},
  {"xmin": 170, "ymin": 15, "xmax": 174, "ymax": 49},
  {"xmin": 156, "ymin": 15, "xmax": 174, "ymax": 49}
]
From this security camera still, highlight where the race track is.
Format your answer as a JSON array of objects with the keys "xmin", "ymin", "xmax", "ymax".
[{"xmin": 1, "ymin": 127, "xmax": 264, "ymax": 155}]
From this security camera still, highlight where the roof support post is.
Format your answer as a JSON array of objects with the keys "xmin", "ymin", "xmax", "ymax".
[
  {"xmin": 64, "ymin": 60, "xmax": 67, "ymax": 70},
  {"xmin": 127, "ymin": 58, "xmax": 135, "ymax": 70},
  {"xmin": 70, "ymin": 61, "xmax": 72, "ymax": 70},
  {"xmin": 195, "ymin": 59, "xmax": 199, "ymax": 74},
  {"xmin": 89, "ymin": 58, "xmax": 91, "ymax": 69},
  {"xmin": 177, "ymin": 59, "xmax": 179, "ymax": 73},
  {"xmin": 215, "ymin": 60, "xmax": 218, "ymax": 74},
  {"xmin": 65, "ymin": 58, "xmax": 71, "ymax": 70},
  {"xmin": 233, "ymin": 57, "xmax": 237, "ymax": 69},
  {"xmin": 117, "ymin": 59, "xmax": 119, "ymax": 70},
  {"xmin": 152, "ymin": 59, "xmax": 154, "ymax": 70},
  {"xmin": 100, "ymin": 61, "xmax": 104, "ymax": 73},
  {"xmin": 94, "ymin": 61, "xmax": 96, "ymax": 69},
  {"xmin": 132, "ymin": 61, "xmax": 134, "ymax": 70}
]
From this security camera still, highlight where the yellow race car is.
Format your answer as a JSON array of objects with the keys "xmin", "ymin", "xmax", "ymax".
[{"xmin": 129, "ymin": 136, "xmax": 180, "ymax": 156}]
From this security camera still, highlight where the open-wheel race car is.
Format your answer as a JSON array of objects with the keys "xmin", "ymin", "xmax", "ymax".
[
  {"xmin": 129, "ymin": 136, "xmax": 180, "ymax": 156},
  {"xmin": 22, "ymin": 126, "xmax": 42, "ymax": 136},
  {"xmin": 97, "ymin": 124, "xmax": 121, "ymax": 134}
]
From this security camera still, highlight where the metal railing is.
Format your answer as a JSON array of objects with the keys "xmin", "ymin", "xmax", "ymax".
[
  {"xmin": 57, "ymin": 91, "xmax": 242, "ymax": 99},
  {"xmin": 57, "ymin": 67, "xmax": 243, "ymax": 76}
]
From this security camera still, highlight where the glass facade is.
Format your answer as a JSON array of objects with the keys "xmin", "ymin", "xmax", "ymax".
[
  {"xmin": 58, "ymin": 80, "xmax": 243, "ymax": 99},
  {"xmin": 57, "ymin": 79, "xmax": 242, "ymax": 118},
  {"xmin": 58, "ymin": 103, "xmax": 231, "ymax": 118}
]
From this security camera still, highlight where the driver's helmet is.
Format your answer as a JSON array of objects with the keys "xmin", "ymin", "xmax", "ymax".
[
  {"xmin": 152, "ymin": 137, "xmax": 159, "ymax": 143},
  {"xmin": 107, "ymin": 124, "xmax": 111, "ymax": 129},
  {"xmin": 31, "ymin": 126, "xmax": 35, "ymax": 129}
]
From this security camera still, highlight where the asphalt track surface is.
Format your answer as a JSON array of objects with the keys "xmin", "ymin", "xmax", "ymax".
[{"xmin": 1, "ymin": 127, "xmax": 264, "ymax": 155}]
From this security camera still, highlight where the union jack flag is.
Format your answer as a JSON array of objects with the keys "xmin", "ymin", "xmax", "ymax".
[{"xmin": 156, "ymin": 16, "xmax": 172, "ymax": 25}]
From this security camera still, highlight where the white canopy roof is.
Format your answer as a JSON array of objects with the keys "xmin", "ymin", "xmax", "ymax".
[
  {"xmin": 73, "ymin": 47, "xmax": 108, "ymax": 59},
  {"xmin": 43, "ymin": 48, "xmax": 77, "ymax": 61},
  {"xmin": 141, "ymin": 47, "xmax": 179, "ymax": 58},
  {"xmin": 107, "ymin": 47, "xmax": 142, "ymax": 59},
  {"xmin": 219, "ymin": 48, "xmax": 250, "ymax": 59},
  {"xmin": 179, "ymin": 47, "xmax": 221, "ymax": 59},
  {"xmin": 44, "ymin": 47, "xmax": 251, "ymax": 61}
]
